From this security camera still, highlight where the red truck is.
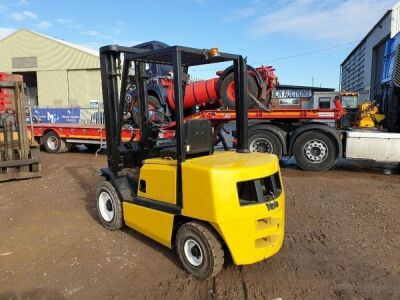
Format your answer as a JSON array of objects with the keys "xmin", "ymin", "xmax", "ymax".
[{"xmin": 30, "ymin": 100, "xmax": 346, "ymax": 172}]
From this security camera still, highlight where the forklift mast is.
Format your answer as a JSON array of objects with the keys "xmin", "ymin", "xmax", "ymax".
[{"xmin": 99, "ymin": 44, "xmax": 250, "ymax": 177}]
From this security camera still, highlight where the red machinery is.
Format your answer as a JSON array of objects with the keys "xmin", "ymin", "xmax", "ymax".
[
  {"xmin": 163, "ymin": 77, "xmax": 220, "ymax": 110},
  {"xmin": 0, "ymin": 73, "xmax": 21, "ymax": 112},
  {"xmin": 162, "ymin": 65, "xmax": 277, "ymax": 110}
]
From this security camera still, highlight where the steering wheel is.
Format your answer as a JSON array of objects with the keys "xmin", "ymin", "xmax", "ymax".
[{"xmin": 147, "ymin": 110, "xmax": 171, "ymax": 127}]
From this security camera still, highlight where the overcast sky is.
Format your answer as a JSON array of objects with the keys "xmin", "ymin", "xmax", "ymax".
[{"xmin": 0, "ymin": 0, "xmax": 398, "ymax": 89}]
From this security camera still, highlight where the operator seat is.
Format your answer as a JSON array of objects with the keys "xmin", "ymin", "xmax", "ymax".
[{"xmin": 159, "ymin": 119, "xmax": 213, "ymax": 159}]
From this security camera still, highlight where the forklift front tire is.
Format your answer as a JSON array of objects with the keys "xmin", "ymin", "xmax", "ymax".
[
  {"xmin": 176, "ymin": 222, "xmax": 224, "ymax": 280},
  {"xmin": 96, "ymin": 181, "xmax": 124, "ymax": 231}
]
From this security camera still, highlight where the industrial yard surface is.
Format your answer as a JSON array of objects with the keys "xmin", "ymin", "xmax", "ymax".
[{"xmin": 0, "ymin": 151, "xmax": 399, "ymax": 300}]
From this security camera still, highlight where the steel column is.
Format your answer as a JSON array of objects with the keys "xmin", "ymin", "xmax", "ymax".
[
  {"xmin": 235, "ymin": 56, "xmax": 250, "ymax": 153},
  {"xmin": 172, "ymin": 50, "xmax": 184, "ymax": 207},
  {"xmin": 135, "ymin": 61, "xmax": 149, "ymax": 135},
  {"xmin": 100, "ymin": 50, "xmax": 120, "ymax": 175}
]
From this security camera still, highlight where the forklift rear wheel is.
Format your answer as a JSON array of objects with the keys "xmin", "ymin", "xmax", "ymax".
[
  {"xmin": 176, "ymin": 222, "xmax": 224, "ymax": 279},
  {"xmin": 96, "ymin": 181, "xmax": 124, "ymax": 230}
]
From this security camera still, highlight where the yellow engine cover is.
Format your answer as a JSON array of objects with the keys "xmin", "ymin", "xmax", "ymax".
[{"xmin": 181, "ymin": 151, "xmax": 285, "ymax": 265}]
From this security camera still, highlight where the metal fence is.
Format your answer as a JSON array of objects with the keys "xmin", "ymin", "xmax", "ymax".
[{"xmin": 80, "ymin": 107, "xmax": 105, "ymax": 124}]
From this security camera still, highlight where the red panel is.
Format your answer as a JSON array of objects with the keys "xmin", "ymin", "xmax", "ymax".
[
  {"xmin": 29, "ymin": 123, "xmax": 177, "ymax": 144},
  {"xmin": 163, "ymin": 108, "xmax": 347, "ymax": 129},
  {"xmin": 0, "ymin": 72, "xmax": 23, "ymax": 82},
  {"xmin": 0, "ymin": 72, "xmax": 19, "ymax": 111}
]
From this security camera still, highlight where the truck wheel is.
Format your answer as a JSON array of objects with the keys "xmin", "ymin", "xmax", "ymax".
[
  {"xmin": 176, "ymin": 222, "xmax": 224, "ymax": 280},
  {"xmin": 293, "ymin": 131, "xmax": 337, "ymax": 171},
  {"xmin": 248, "ymin": 130, "xmax": 282, "ymax": 159},
  {"xmin": 96, "ymin": 181, "xmax": 124, "ymax": 231},
  {"xmin": 59, "ymin": 139, "xmax": 72, "ymax": 153},
  {"xmin": 43, "ymin": 131, "xmax": 62, "ymax": 154},
  {"xmin": 219, "ymin": 72, "xmax": 258, "ymax": 109}
]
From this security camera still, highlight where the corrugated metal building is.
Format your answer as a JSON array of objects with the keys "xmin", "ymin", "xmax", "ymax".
[
  {"xmin": 0, "ymin": 29, "xmax": 102, "ymax": 107},
  {"xmin": 340, "ymin": 2, "xmax": 400, "ymax": 100}
]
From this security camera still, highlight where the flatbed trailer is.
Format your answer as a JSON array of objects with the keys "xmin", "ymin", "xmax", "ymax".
[
  {"xmin": 29, "ymin": 105, "xmax": 400, "ymax": 171},
  {"xmin": 29, "ymin": 123, "xmax": 176, "ymax": 153},
  {"xmin": 180, "ymin": 107, "xmax": 345, "ymax": 122},
  {"xmin": 29, "ymin": 107, "xmax": 343, "ymax": 166},
  {"xmin": 30, "ymin": 123, "xmax": 134, "ymax": 153}
]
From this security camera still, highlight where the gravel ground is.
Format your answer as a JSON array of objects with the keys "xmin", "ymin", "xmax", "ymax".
[{"xmin": 0, "ymin": 150, "xmax": 399, "ymax": 299}]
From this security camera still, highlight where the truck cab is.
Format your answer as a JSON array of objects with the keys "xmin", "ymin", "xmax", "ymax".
[
  {"xmin": 132, "ymin": 41, "xmax": 172, "ymax": 78},
  {"xmin": 312, "ymin": 91, "xmax": 359, "ymax": 110},
  {"xmin": 125, "ymin": 41, "xmax": 171, "ymax": 116}
]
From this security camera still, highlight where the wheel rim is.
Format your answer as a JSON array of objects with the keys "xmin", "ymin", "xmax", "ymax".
[
  {"xmin": 98, "ymin": 191, "xmax": 114, "ymax": 222},
  {"xmin": 46, "ymin": 136, "xmax": 58, "ymax": 150},
  {"xmin": 303, "ymin": 139, "xmax": 328, "ymax": 163},
  {"xmin": 183, "ymin": 239, "xmax": 203, "ymax": 267},
  {"xmin": 249, "ymin": 138, "xmax": 273, "ymax": 153},
  {"xmin": 226, "ymin": 81, "xmax": 236, "ymax": 103}
]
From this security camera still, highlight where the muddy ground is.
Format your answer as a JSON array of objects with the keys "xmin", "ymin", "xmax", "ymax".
[{"xmin": 0, "ymin": 150, "xmax": 399, "ymax": 300}]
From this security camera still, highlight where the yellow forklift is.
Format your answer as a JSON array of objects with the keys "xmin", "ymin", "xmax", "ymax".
[{"xmin": 96, "ymin": 44, "xmax": 285, "ymax": 279}]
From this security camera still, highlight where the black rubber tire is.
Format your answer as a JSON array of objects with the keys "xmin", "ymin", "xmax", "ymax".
[
  {"xmin": 219, "ymin": 72, "xmax": 258, "ymax": 109},
  {"xmin": 176, "ymin": 222, "xmax": 224, "ymax": 280},
  {"xmin": 96, "ymin": 181, "xmax": 124, "ymax": 231},
  {"xmin": 293, "ymin": 131, "xmax": 338, "ymax": 171},
  {"xmin": 42, "ymin": 131, "xmax": 62, "ymax": 154},
  {"xmin": 59, "ymin": 139, "xmax": 71, "ymax": 153},
  {"xmin": 248, "ymin": 130, "xmax": 283, "ymax": 159}
]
